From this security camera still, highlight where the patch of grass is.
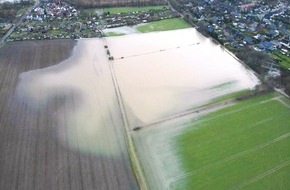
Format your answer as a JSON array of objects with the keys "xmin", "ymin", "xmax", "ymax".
[
  {"xmin": 209, "ymin": 89, "xmax": 253, "ymax": 104},
  {"xmin": 137, "ymin": 18, "xmax": 191, "ymax": 33},
  {"xmin": 172, "ymin": 93, "xmax": 290, "ymax": 190},
  {"xmin": 270, "ymin": 51, "xmax": 290, "ymax": 69},
  {"xmin": 103, "ymin": 5, "xmax": 168, "ymax": 14},
  {"xmin": 50, "ymin": 30, "xmax": 63, "ymax": 35},
  {"xmin": 105, "ymin": 32, "xmax": 124, "ymax": 37},
  {"xmin": 209, "ymin": 81, "xmax": 237, "ymax": 90}
]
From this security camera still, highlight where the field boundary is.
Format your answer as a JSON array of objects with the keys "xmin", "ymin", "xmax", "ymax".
[
  {"xmin": 138, "ymin": 93, "xmax": 283, "ymax": 133},
  {"xmin": 103, "ymin": 38, "xmax": 148, "ymax": 190},
  {"xmin": 147, "ymin": 95, "xmax": 278, "ymax": 142}
]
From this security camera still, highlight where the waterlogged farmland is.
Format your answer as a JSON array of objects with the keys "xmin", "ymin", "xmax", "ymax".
[
  {"xmin": 1, "ymin": 27, "xmax": 288, "ymax": 190},
  {"xmin": 134, "ymin": 92, "xmax": 290, "ymax": 190},
  {"xmin": 105, "ymin": 28, "xmax": 268, "ymax": 189},
  {"xmin": 110, "ymin": 29, "xmax": 259, "ymax": 126},
  {"xmin": 0, "ymin": 40, "xmax": 138, "ymax": 189}
]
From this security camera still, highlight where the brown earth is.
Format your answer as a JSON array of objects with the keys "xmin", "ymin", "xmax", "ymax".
[
  {"xmin": 0, "ymin": 40, "xmax": 138, "ymax": 190},
  {"xmin": 66, "ymin": 0, "xmax": 165, "ymax": 7}
]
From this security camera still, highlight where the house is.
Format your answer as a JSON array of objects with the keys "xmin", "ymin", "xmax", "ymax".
[
  {"xmin": 258, "ymin": 41, "xmax": 275, "ymax": 51},
  {"xmin": 281, "ymin": 39, "xmax": 290, "ymax": 48},
  {"xmin": 207, "ymin": 25, "xmax": 214, "ymax": 33},
  {"xmin": 243, "ymin": 37, "xmax": 254, "ymax": 44},
  {"xmin": 254, "ymin": 34, "xmax": 267, "ymax": 42},
  {"xmin": 267, "ymin": 30, "xmax": 279, "ymax": 38},
  {"xmin": 248, "ymin": 22, "xmax": 258, "ymax": 32},
  {"xmin": 240, "ymin": 3, "xmax": 256, "ymax": 12}
]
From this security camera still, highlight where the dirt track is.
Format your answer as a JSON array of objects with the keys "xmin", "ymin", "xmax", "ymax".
[{"xmin": 0, "ymin": 40, "xmax": 138, "ymax": 190}]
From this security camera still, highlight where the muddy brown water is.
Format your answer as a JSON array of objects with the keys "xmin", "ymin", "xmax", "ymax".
[
  {"xmin": 0, "ymin": 40, "xmax": 138, "ymax": 190},
  {"xmin": 109, "ymin": 28, "xmax": 259, "ymax": 127},
  {"xmin": 0, "ymin": 28, "xmax": 259, "ymax": 190}
]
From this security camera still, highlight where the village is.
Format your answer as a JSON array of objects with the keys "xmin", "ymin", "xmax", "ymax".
[
  {"xmin": 1, "ymin": 1, "xmax": 290, "ymax": 190},
  {"xmin": 172, "ymin": 0, "xmax": 290, "ymax": 68},
  {"xmin": 0, "ymin": 0, "xmax": 34, "ymax": 39},
  {"xmin": 2, "ymin": 0, "xmax": 289, "ymax": 57},
  {"xmin": 4, "ymin": 0, "xmax": 178, "ymax": 41},
  {"xmin": 1, "ymin": 0, "xmax": 289, "ymax": 78}
]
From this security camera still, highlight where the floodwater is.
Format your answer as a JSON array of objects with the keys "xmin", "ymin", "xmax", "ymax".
[
  {"xmin": 109, "ymin": 28, "xmax": 259, "ymax": 126},
  {"xmin": 14, "ymin": 28, "xmax": 260, "ymax": 155},
  {"xmin": 15, "ymin": 39, "xmax": 127, "ymax": 157},
  {"xmin": 103, "ymin": 26, "xmax": 139, "ymax": 35},
  {"xmin": 12, "ymin": 28, "xmax": 260, "ymax": 190}
]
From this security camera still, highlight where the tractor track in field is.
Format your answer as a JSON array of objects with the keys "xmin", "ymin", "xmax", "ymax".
[
  {"xmin": 234, "ymin": 160, "xmax": 290, "ymax": 189},
  {"xmin": 166, "ymin": 132, "xmax": 290, "ymax": 189},
  {"xmin": 135, "ymin": 99, "xmax": 237, "ymax": 130}
]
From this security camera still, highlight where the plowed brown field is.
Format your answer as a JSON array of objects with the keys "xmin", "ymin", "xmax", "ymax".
[{"xmin": 0, "ymin": 40, "xmax": 138, "ymax": 190}]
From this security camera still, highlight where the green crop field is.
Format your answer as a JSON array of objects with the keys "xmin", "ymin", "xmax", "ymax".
[
  {"xmin": 270, "ymin": 51, "xmax": 290, "ymax": 69},
  {"xmin": 169, "ymin": 93, "xmax": 290, "ymax": 189},
  {"xmin": 103, "ymin": 5, "xmax": 168, "ymax": 14},
  {"xmin": 137, "ymin": 18, "xmax": 191, "ymax": 33},
  {"xmin": 105, "ymin": 31, "xmax": 124, "ymax": 37}
]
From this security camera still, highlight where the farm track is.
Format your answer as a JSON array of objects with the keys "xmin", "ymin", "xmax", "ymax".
[
  {"xmin": 101, "ymin": 35, "xmax": 148, "ymax": 190},
  {"xmin": 0, "ymin": 40, "xmax": 138, "ymax": 190},
  {"xmin": 137, "ymin": 99, "xmax": 236, "ymax": 130}
]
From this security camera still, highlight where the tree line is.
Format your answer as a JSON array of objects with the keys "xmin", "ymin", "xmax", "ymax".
[{"xmin": 0, "ymin": 1, "xmax": 34, "ymax": 22}]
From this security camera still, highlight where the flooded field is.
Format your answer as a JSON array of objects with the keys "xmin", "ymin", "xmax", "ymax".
[
  {"xmin": 104, "ymin": 28, "xmax": 260, "ymax": 189},
  {"xmin": 109, "ymin": 28, "xmax": 259, "ymax": 127},
  {"xmin": 133, "ymin": 93, "xmax": 290, "ymax": 190},
  {"xmin": 0, "ymin": 40, "xmax": 138, "ymax": 189},
  {"xmin": 0, "ymin": 28, "xmax": 261, "ymax": 190}
]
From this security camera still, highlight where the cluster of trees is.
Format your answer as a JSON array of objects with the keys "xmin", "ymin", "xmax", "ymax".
[
  {"xmin": 0, "ymin": 8, "xmax": 17, "ymax": 22},
  {"xmin": 235, "ymin": 47, "xmax": 290, "ymax": 95},
  {"xmin": 0, "ymin": 1, "xmax": 34, "ymax": 22},
  {"xmin": 234, "ymin": 48, "xmax": 273, "ymax": 74},
  {"xmin": 281, "ymin": 72, "xmax": 290, "ymax": 95}
]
